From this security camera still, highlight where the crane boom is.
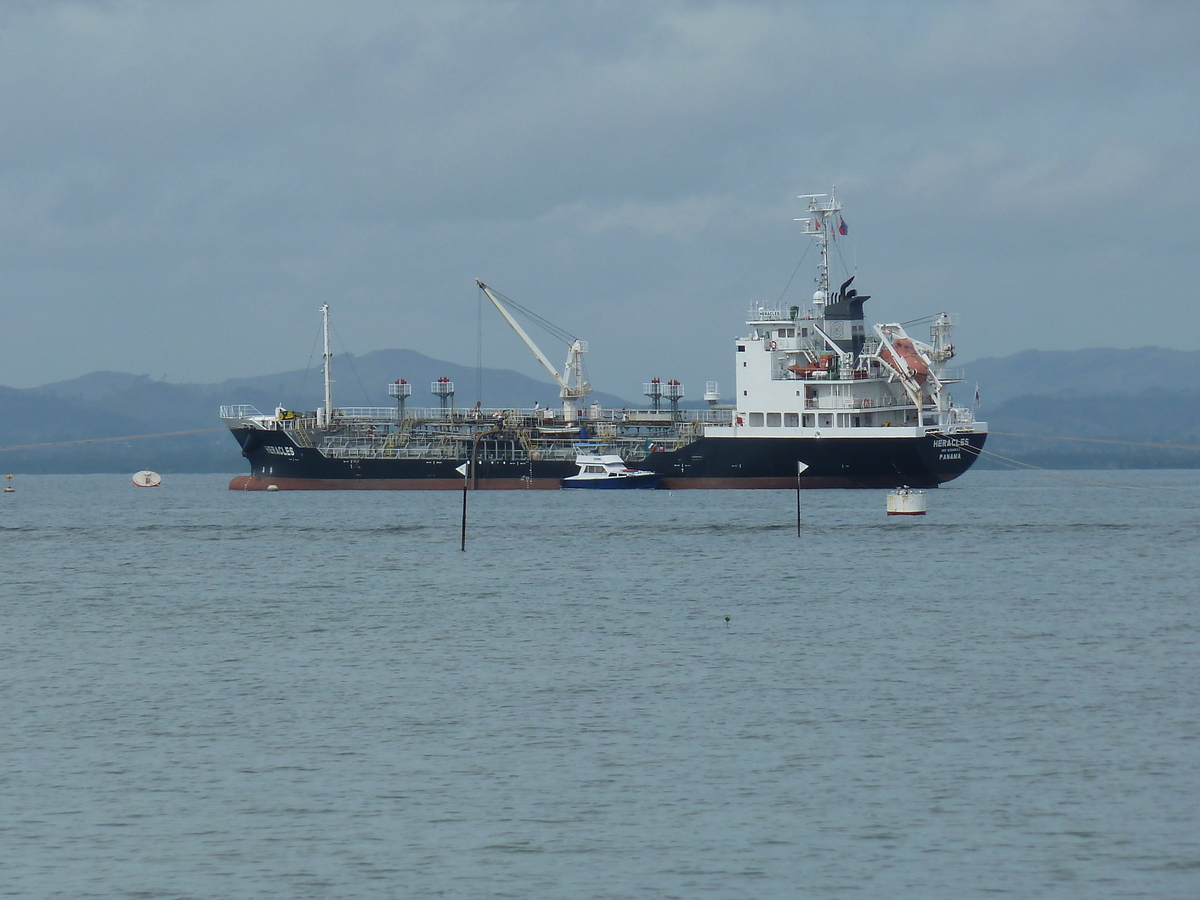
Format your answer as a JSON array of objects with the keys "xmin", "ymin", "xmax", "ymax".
[
  {"xmin": 476, "ymin": 280, "xmax": 590, "ymax": 423},
  {"xmin": 477, "ymin": 280, "xmax": 568, "ymax": 390}
]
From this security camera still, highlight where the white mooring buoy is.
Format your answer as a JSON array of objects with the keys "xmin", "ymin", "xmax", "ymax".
[
  {"xmin": 266, "ymin": 484, "xmax": 279, "ymax": 491},
  {"xmin": 132, "ymin": 470, "xmax": 162, "ymax": 488},
  {"xmin": 887, "ymin": 486, "xmax": 927, "ymax": 516}
]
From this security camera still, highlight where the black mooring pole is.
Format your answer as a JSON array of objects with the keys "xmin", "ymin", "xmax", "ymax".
[
  {"xmin": 796, "ymin": 461, "xmax": 809, "ymax": 537},
  {"xmin": 457, "ymin": 461, "xmax": 469, "ymax": 550}
]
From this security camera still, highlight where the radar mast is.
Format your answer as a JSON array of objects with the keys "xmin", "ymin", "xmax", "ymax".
[{"xmin": 795, "ymin": 187, "xmax": 843, "ymax": 309}]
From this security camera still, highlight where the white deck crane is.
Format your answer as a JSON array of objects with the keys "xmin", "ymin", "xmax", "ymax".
[{"xmin": 476, "ymin": 280, "xmax": 591, "ymax": 423}]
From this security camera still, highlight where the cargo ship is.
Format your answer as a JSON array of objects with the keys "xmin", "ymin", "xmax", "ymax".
[{"xmin": 223, "ymin": 190, "xmax": 987, "ymax": 490}]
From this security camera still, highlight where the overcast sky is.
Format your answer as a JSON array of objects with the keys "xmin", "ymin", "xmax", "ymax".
[{"xmin": 2, "ymin": 0, "xmax": 1197, "ymax": 401}]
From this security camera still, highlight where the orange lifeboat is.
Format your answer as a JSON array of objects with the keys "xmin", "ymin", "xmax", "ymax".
[
  {"xmin": 788, "ymin": 353, "xmax": 836, "ymax": 377},
  {"xmin": 879, "ymin": 338, "xmax": 929, "ymax": 385}
]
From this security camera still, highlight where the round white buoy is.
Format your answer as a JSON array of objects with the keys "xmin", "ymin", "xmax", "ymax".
[
  {"xmin": 132, "ymin": 470, "xmax": 162, "ymax": 488},
  {"xmin": 887, "ymin": 486, "xmax": 926, "ymax": 516},
  {"xmin": 266, "ymin": 484, "xmax": 279, "ymax": 491}
]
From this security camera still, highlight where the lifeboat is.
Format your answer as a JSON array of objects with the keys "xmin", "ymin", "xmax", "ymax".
[
  {"xmin": 879, "ymin": 338, "xmax": 929, "ymax": 385},
  {"xmin": 788, "ymin": 353, "xmax": 836, "ymax": 377}
]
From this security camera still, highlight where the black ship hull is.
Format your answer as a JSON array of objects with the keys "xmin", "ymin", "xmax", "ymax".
[
  {"xmin": 227, "ymin": 427, "xmax": 986, "ymax": 490},
  {"xmin": 650, "ymin": 432, "xmax": 985, "ymax": 488}
]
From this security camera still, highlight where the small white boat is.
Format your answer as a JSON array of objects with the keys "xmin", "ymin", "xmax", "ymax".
[
  {"xmin": 132, "ymin": 470, "xmax": 162, "ymax": 488},
  {"xmin": 561, "ymin": 454, "xmax": 660, "ymax": 490}
]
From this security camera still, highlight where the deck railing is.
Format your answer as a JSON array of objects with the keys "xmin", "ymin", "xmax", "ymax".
[
  {"xmin": 804, "ymin": 396, "xmax": 907, "ymax": 410},
  {"xmin": 220, "ymin": 405, "xmax": 265, "ymax": 419},
  {"xmin": 335, "ymin": 407, "xmax": 402, "ymax": 419},
  {"xmin": 221, "ymin": 404, "xmax": 734, "ymax": 426}
]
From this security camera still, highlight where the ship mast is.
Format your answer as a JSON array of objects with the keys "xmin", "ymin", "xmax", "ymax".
[
  {"xmin": 321, "ymin": 303, "xmax": 333, "ymax": 427},
  {"xmin": 796, "ymin": 187, "xmax": 842, "ymax": 309}
]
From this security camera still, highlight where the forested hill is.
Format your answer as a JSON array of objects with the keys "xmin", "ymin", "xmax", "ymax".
[
  {"xmin": 961, "ymin": 347, "xmax": 1200, "ymax": 470},
  {"xmin": 962, "ymin": 347, "xmax": 1200, "ymax": 408}
]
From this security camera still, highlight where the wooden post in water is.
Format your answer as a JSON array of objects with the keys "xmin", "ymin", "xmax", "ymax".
[
  {"xmin": 796, "ymin": 461, "xmax": 809, "ymax": 536},
  {"xmin": 456, "ymin": 462, "xmax": 469, "ymax": 550}
]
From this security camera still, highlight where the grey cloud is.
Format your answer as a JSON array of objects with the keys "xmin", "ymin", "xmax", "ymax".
[{"xmin": 0, "ymin": 0, "xmax": 1197, "ymax": 399}]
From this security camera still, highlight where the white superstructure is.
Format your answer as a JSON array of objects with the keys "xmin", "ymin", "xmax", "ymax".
[{"xmin": 704, "ymin": 188, "xmax": 985, "ymax": 445}]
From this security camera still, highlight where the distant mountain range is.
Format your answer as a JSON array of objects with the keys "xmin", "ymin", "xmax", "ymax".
[
  {"xmin": 1, "ymin": 346, "xmax": 1196, "ymax": 473},
  {"xmin": 962, "ymin": 347, "xmax": 1200, "ymax": 407},
  {"xmin": 961, "ymin": 347, "xmax": 1200, "ymax": 470}
]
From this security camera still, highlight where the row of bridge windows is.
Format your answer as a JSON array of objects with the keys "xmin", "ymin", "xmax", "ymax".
[
  {"xmin": 747, "ymin": 412, "xmax": 802, "ymax": 427},
  {"xmin": 744, "ymin": 412, "xmax": 875, "ymax": 428}
]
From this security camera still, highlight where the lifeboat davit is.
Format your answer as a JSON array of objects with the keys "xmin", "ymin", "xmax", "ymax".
[{"xmin": 880, "ymin": 338, "xmax": 929, "ymax": 385}]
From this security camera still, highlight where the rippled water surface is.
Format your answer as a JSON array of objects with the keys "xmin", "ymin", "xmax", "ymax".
[{"xmin": 2, "ymin": 471, "xmax": 1199, "ymax": 898}]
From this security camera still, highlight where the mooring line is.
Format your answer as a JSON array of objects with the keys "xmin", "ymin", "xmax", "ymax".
[
  {"xmin": 966, "ymin": 444, "xmax": 1191, "ymax": 492},
  {"xmin": 987, "ymin": 431, "xmax": 1200, "ymax": 451}
]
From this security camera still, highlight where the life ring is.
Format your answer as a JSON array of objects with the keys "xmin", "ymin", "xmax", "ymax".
[{"xmin": 767, "ymin": 340, "xmax": 778, "ymax": 351}]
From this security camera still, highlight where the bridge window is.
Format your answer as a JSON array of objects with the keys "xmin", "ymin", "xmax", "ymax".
[
  {"xmin": 785, "ymin": 412, "xmax": 799, "ymax": 427},
  {"xmin": 748, "ymin": 412, "xmax": 764, "ymax": 427},
  {"xmin": 766, "ymin": 412, "xmax": 782, "ymax": 427}
]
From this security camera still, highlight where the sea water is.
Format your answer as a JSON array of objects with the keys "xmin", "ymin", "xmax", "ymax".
[{"xmin": 1, "ymin": 471, "xmax": 1198, "ymax": 899}]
